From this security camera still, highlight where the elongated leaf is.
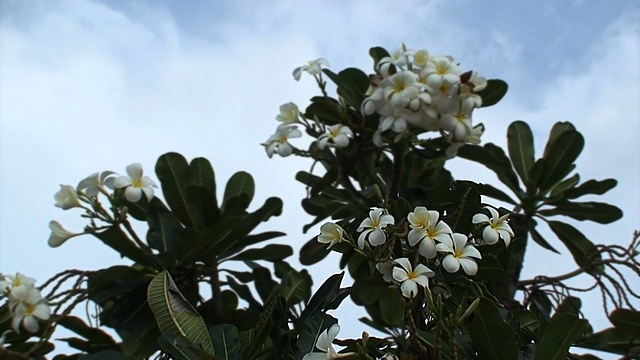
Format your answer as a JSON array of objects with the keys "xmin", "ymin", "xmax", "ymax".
[
  {"xmin": 295, "ymin": 313, "xmax": 338, "ymax": 360},
  {"xmin": 156, "ymin": 153, "xmax": 203, "ymax": 228},
  {"xmin": 277, "ymin": 269, "xmax": 312, "ymax": 305},
  {"xmin": 507, "ymin": 121, "xmax": 535, "ymax": 186},
  {"xmin": 547, "ymin": 221, "xmax": 600, "ymax": 268},
  {"xmin": 609, "ymin": 308, "xmax": 640, "ymax": 334},
  {"xmin": 158, "ymin": 333, "xmax": 222, "ymax": 360},
  {"xmin": 226, "ymin": 244, "xmax": 293, "ymax": 262},
  {"xmin": 56, "ymin": 316, "xmax": 118, "ymax": 347},
  {"xmin": 564, "ymin": 178, "xmax": 618, "ymax": 199},
  {"xmin": 304, "ymin": 97, "xmax": 343, "ymax": 126},
  {"xmin": 324, "ymin": 67, "xmax": 369, "ymax": 109},
  {"xmin": 222, "ymin": 172, "xmax": 255, "ymax": 211},
  {"xmin": 533, "ymin": 313, "xmax": 588, "ymax": 360},
  {"xmin": 446, "ymin": 181, "xmax": 482, "ymax": 234},
  {"xmin": 457, "ymin": 143, "xmax": 522, "ymax": 195},
  {"xmin": 146, "ymin": 205, "xmax": 182, "ymax": 254},
  {"xmin": 539, "ymin": 201, "xmax": 622, "ymax": 224},
  {"xmin": 540, "ymin": 131, "xmax": 584, "ymax": 191},
  {"xmin": 300, "ymin": 272, "xmax": 344, "ymax": 322},
  {"xmin": 369, "ymin": 46, "xmax": 391, "ymax": 69},
  {"xmin": 190, "ymin": 157, "xmax": 217, "ymax": 196},
  {"xmin": 575, "ymin": 327, "xmax": 640, "ymax": 355},
  {"xmin": 78, "ymin": 350, "xmax": 132, "ymax": 360},
  {"xmin": 147, "ymin": 271, "xmax": 214, "ymax": 355},
  {"xmin": 543, "ymin": 122, "xmax": 576, "ymax": 158},
  {"xmin": 468, "ymin": 298, "xmax": 519, "ymax": 360},
  {"xmin": 299, "ymin": 236, "xmax": 331, "ymax": 265},
  {"xmin": 476, "ymin": 79, "xmax": 508, "ymax": 107},
  {"xmin": 243, "ymin": 297, "xmax": 279, "ymax": 360},
  {"xmin": 475, "ymin": 183, "xmax": 517, "ymax": 205},
  {"xmin": 529, "ymin": 227, "xmax": 560, "ymax": 254},
  {"xmin": 549, "ymin": 173, "xmax": 580, "ymax": 198},
  {"xmin": 92, "ymin": 227, "xmax": 152, "ymax": 267},
  {"xmin": 210, "ymin": 324, "xmax": 241, "ymax": 360}
]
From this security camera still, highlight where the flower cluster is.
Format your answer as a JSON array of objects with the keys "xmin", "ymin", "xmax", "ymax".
[
  {"xmin": 318, "ymin": 205, "xmax": 514, "ymax": 299},
  {"xmin": 0, "ymin": 273, "xmax": 50, "ymax": 334},
  {"xmin": 362, "ymin": 44, "xmax": 487, "ymax": 154},
  {"xmin": 49, "ymin": 163, "xmax": 157, "ymax": 248}
]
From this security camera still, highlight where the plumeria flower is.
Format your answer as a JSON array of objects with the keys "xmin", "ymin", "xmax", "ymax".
[
  {"xmin": 436, "ymin": 233, "xmax": 482, "ymax": 275},
  {"xmin": 276, "ymin": 102, "xmax": 300, "ymax": 126},
  {"xmin": 11, "ymin": 288, "xmax": 50, "ymax": 334},
  {"xmin": 378, "ymin": 45, "xmax": 415, "ymax": 75},
  {"xmin": 459, "ymin": 71, "xmax": 487, "ymax": 108},
  {"xmin": 446, "ymin": 123, "xmax": 485, "ymax": 158},
  {"xmin": 0, "ymin": 272, "xmax": 36, "ymax": 298},
  {"xmin": 412, "ymin": 49, "xmax": 430, "ymax": 68},
  {"xmin": 53, "ymin": 185, "xmax": 83, "ymax": 210},
  {"xmin": 472, "ymin": 206, "xmax": 514, "ymax": 246},
  {"xmin": 77, "ymin": 171, "xmax": 116, "ymax": 197},
  {"xmin": 302, "ymin": 324, "xmax": 354, "ymax": 360},
  {"xmin": 263, "ymin": 125, "xmax": 303, "ymax": 158},
  {"xmin": 392, "ymin": 258, "xmax": 434, "ymax": 298},
  {"xmin": 357, "ymin": 208, "xmax": 395, "ymax": 248},
  {"xmin": 293, "ymin": 58, "xmax": 330, "ymax": 81},
  {"xmin": 382, "ymin": 70, "xmax": 421, "ymax": 109},
  {"xmin": 440, "ymin": 101, "xmax": 474, "ymax": 142},
  {"xmin": 317, "ymin": 125, "xmax": 353, "ymax": 150},
  {"xmin": 317, "ymin": 222, "xmax": 346, "ymax": 250},
  {"xmin": 421, "ymin": 55, "xmax": 462, "ymax": 90},
  {"xmin": 48, "ymin": 220, "xmax": 82, "ymax": 248},
  {"xmin": 114, "ymin": 163, "xmax": 158, "ymax": 203},
  {"xmin": 407, "ymin": 207, "xmax": 453, "ymax": 259}
]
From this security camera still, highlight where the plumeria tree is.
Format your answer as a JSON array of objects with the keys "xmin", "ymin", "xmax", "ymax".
[{"xmin": 1, "ymin": 45, "xmax": 639, "ymax": 360}]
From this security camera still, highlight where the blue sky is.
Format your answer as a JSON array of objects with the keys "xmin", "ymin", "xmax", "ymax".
[{"xmin": 1, "ymin": 0, "xmax": 638, "ymax": 357}]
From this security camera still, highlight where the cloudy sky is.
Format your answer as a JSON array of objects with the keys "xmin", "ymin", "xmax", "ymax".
[{"xmin": 1, "ymin": 0, "xmax": 638, "ymax": 357}]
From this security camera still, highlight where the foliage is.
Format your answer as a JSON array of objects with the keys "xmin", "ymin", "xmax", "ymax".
[{"xmin": 0, "ymin": 45, "xmax": 638, "ymax": 360}]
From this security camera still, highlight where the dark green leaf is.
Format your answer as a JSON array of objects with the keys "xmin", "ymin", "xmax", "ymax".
[
  {"xmin": 609, "ymin": 308, "xmax": 640, "ymax": 334},
  {"xmin": 87, "ymin": 265, "xmax": 151, "ymax": 305},
  {"xmin": 540, "ymin": 131, "xmax": 584, "ymax": 191},
  {"xmin": 476, "ymin": 79, "xmax": 508, "ymax": 107},
  {"xmin": 556, "ymin": 296, "xmax": 582, "ymax": 316},
  {"xmin": 539, "ymin": 201, "xmax": 622, "ymax": 224},
  {"xmin": 507, "ymin": 121, "xmax": 535, "ymax": 186},
  {"xmin": 300, "ymin": 272, "xmax": 344, "ymax": 321},
  {"xmin": 295, "ymin": 313, "xmax": 338, "ymax": 360},
  {"xmin": 221, "ymin": 171, "xmax": 255, "ymax": 212},
  {"xmin": 146, "ymin": 205, "xmax": 182, "ymax": 254},
  {"xmin": 225, "ymin": 244, "xmax": 293, "ymax": 262},
  {"xmin": 575, "ymin": 326, "xmax": 640, "ymax": 355},
  {"xmin": 446, "ymin": 181, "xmax": 482, "ymax": 234},
  {"xmin": 378, "ymin": 289, "xmax": 404, "ymax": 327},
  {"xmin": 324, "ymin": 67, "xmax": 369, "ymax": 109},
  {"xmin": 226, "ymin": 276, "xmax": 262, "ymax": 313},
  {"xmin": 156, "ymin": 152, "xmax": 203, "ymax": 228},
  {"xmin": 299, "ymin": 236, "xmax": 330, "ymax": 265},
  {"xmin": 158, "ymin": 333, "xmax": 221, "ymax": 360},
  {"xmin": 547, "ymin": 221, "xmax": 601, "ymax": 270},
  {"xmin": 369, "ymin": 46, "xmax": 391, "ymax": 69},
  {"xmin": 564, "ymin": 179, "xmax": 618, "ymax": 199},
  {"xmin": 457, "ymin": 143, "xmax": 522, "ymax": 195},
  {"xmin": 549, "ymin": 173, "xmax": 580, "ymax": 198},
  {"xmin": 78, "ymin": 350, "xmax": 132, "ymax": 360},
  {"xmin": 468, "ymin": 298, "xmax": 519, "ymax": 360},
  {"xmin": 543, "ymin": 122, "xmax": 576, "ymax": 158},
  {"xmin": 190, "ymin": 157, "xmax": 217, "ymax": 196},
  {"xmin": 475, "ymin": 183, "xmax": 517, "ymax": 205},
  {"xmin": 92, "ymin": 227, "xmax": 152, "ymax": 267},
  {"xmin": 56, "ymin": 316, "xmax": 118, "ymax": 347},
  {"xmin": 533, "ymin": 313, "xmax": 588, "ymax": 360},
  {"xmin": 304, "ymin": 97, "xmax": 343, "ymax": 126},
  {"xmin": 529, "ymin": 227, "xmax": 560, "ymax": 254},
  {"xmin": 210, "ymin": 324, "xmax": 242, "ymax": 360}
]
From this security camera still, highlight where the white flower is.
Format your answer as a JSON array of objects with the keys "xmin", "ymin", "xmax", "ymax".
[
  {"xmin": 53, "ymin": 185, "xmax": 82, "ymax": 210},
  {"xmin": 302, "ymin": 324, "xmax": 353, "ymax": 360},
  {"xmin": 77, "ymin": 171, "xmax": 116, "ymax": 197},
  {"xmin": 436, "ymin": 233, "xmax": 482, "ymax": 275},
  {"xmin": 378, "ymin": 45, "xmax": 415, "ymax": 75},
  {"xmin": 114, "ymin": 163, "xmax": 158, "ymax": 202},
  {"xmin": 440, "ymin": 101, "xmax": 474, "ymax": 142},
  {"xmin": 472, "ymin": 206, "xmax": 514, "ymax": 246},
  {"xmin": 276, "ymin": 102, "xmax": 300, "ymax": 125},
  {"xmin": 317, "ymin": 223, "xmax": 346, "ymax": 250},
  {"xmin": 11, "ymin": 288, "xmax": 50, "ymax": 334},
  {"xmin": 392, "ymin": 258, "xmax": 434, "ymax": 298},
  {"xmin": 382, "ymin": 70, "xmax": 421, "ymax": 109},
  {"xmin": 407, "ymin": 207, "xmax": 453, "ymax": 259},
  {"xmin": 459, "ymin": 71, "xmax": 487, "ymax": 108},
  {"xmin": 317, "ymin": 125, "xmax": 352, "ymax": 150},
  {"xmin": 48, "ymin": 220, "xmax": 82, "ymax": 248},
  {"xmin": 357, "ymin": 209, "xmax": 395, "ymax": 248},
  {"xmin": 0, "ymin": 272, "xmax": 36, "ymax": 298},
  {"xmin": 262, "ymin": 125, "xmax": 303, "ymax": 158},
  {"xmin": 446, "ymin": 123, "xmax": 485, "ymax": 158},
  {"xmin": 412, "ymin": 49, "xmax": 430, "ymax": 68},
  {"xmin": 376, "ymin": 261, "xmax": 396, "ymax": 283},
  {"xmin": 422, "ymin": 55, "xmax": 462, "ymax": 90},
  {"xmin": 293, "ymin": 58, "xmax": 330, "ymax": 81}
]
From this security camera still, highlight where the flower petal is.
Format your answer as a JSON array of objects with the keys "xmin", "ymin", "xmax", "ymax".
[
  {"xmin": 393, "ymin": 258, "xmax": 412, "ymax": 273},
  {"xmin": 368, "ymin": 229, "xmax": 387, "ymax": 246},
  {"xmin": 483, "ymin": 226, "xmax": 499, "ymax": 245},
  {"xmin": 459, "ymin": 258, "xmax": 478, "ymax": 276},
  {"xmin": 114, "ymin": 175, "xmax": 132, "ymax": 189},
  {"xmin": 442, "ymin": 255, "xmax": 460, "ymax": 273},
  {"xmin": 125, "ymin": 187, "xmax": 143, "ymax": 203},
  {"xmin": 125, "ymin": 163, "xmax": 143, "ymax": 182},
  {"xmin": 400, "ymin": 279, "xmax": 418, "ymax": 298},
  {"xmin": 418, "ymin": 238, "xmax": 437, "ymax": 258},
  {"xmin": 472, "ymin": 213, "xmax": 489, "ymax": 224},
  {"xmin": 392, "ymin": 267, "xmax": 409, "ymax": 282}
]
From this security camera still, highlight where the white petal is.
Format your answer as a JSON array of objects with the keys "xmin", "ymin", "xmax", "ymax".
[
  {"xmin": 141, "ymin": 186, "xmax": 155, "ymax": 201},
  {"xmin": 278, "ymin": 142, "xmax": 294, "ymax": 157},
  {"xmin": 125, "ymin": 187, "xmax": 143, "ymax": 202},
  {"xmin": 114, "ymin": 175, "xmax": 132, "ymax": 189},
  {"xmin": 125, "ymin": 163, "xmax": 143, "ymax": 182},
  {"xmin": 393, "ymin": 258, "xmax": 412, "ymax": 273},
  {"xmin": 459, "ymin": 258, "xmax": 478, "ymax": 276},
  {"xmin": 400, "ymin": 280, "xmax": 418, "ymax": 298},
  {"xmin": 33, "ymin": 303, "xmax": 51, "ymax": 320},
  {"xmin": 23, "ymin": 315, "xmax": 39, "ymax": 333},
  {"xmin": 368, "ymin": 229, "xmax": 386, "ymax": 246},
  {"xmin": 408, "ymin": 229, "xmax": 425, "ymax": 246},
  {"xmin": 414, "ymin": 264, "xmax": 435, "ymax": 278},
  {"xmin": 461, "ymin": 244, "xmax": 482, "ymax": 259},
  {"xmin": 483, "ymin": 227, "xmax": 499, "ymax": 245},
  {"xmin": 485, "ymin": 206, "xmax": 499, "ymax": 220},
  {"xmin": 442, "ymin": 255, "xmax": 460, "ymax": 273},
  {"xmin": 434, "ymin": 221, "xmax": 453, "ymax": 235},
  {"xmin": 392, "ymin": 267, "xmax": 409, "ymax": 282},
  {"xmin": 419, "ymin": 237, "xmax": 437, "ymax": 258},
  {"xmin": 452, "ymin": 233, "xmax": 468, "ymax": 250},
  {"xmin": 472, "ymin": 213, "xmax": 489, "ymax": 224}
]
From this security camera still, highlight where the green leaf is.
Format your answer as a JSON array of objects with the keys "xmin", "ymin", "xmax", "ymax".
[
  {"xmin": 190, "ymin": 157, "xmax": 217, "ymax": 196},
  {"xmin": 87, "ymin": 266, "xmax": 151, "ymax": 305},
  {"xmin": 475, "ymin": 183, "xmax": 517, "ymax": 205},
  {"xmin": 78, "ymin": 350, "xmax": 133, "ymax": 360},
  {"xmin": 529, "ymin": 227, "xmax": 560, "ymax": 254},
  {"xmin": 446, "ymin": 181, "xmax": 482, "ymax": 234},
  {"xmin": 533, "ymin": 313, "xmax": 588, "ymax": 360},
  {"xmin": 539, "ymin": 201, "xmax": 622, "ymax": 224},
  {"xmin": 547, "ymin": 221, "xmax": 601, "ymax": 269},
  {"xmin": 158, "ymin": 333, "xmax": 222, "ymax": 360},
  {"xmin": 468, "ymin": 298, "xmax": 519, "ymax": 360},
  {"xmin": 243, "ymin": 297, "xmax": 279, "ymax": 360},
  {"xmin": 574, "ymin": 327, "xmax": 640, "ymax": 355},
  {"xmin": 210, "ymin": 324, "xmax": 242, "ymax": 360},
  {"xmin": 56, "ymin": 316, "xmax": 118, "ymax": 347},
  {"xmin": 457, "ymin": 143, "xmax": 522, "ymax": 195},
  {"xmin": 146, "ymin": 205, "xmax": 183, "ymax": 254},
  {"xmin": 556, "ymin": 296, "xmax": 582, "ymax": 316},
  {"xmin": 299, "ymin": 236, "xmax": 330, "ymax": 265},
  {"xmin": 369, "ymin": 46, "xmax": 391, "ymax": 69},
  {"xmin": 225, "ymin": 244, "xmax": 293, "ymax": 262},
  {"xmin": 378, "ymin": 289, "xmax": 404, "ymax": 327},
  {"xmin": 155, "ymin": 152, "xmax": 203, "ymax": 228},
  {"xmin": 147, "ymin": 271, "xmax": 214, "ymax": 355},
  {"xmin": 609, "ymin": 308, "xmax": 640, "ymax": 334},
  {"xmin": 507, "ymin": 121, "xmax": 535, "ymax": 186},
  {"xmin": 543, "ymin": 122, "xmax": 576, "ymax": 158},
  {"xmin": 564, "ymin": 178, "xmax": 618, "ymax": 199},
  {"xmin": 221, "ymin": 171, "xmax": 255, "ymax": 212},
  {"xmin": 304, "ymin": 97, "xmax": 343, "ymax": 126},
  {"xmin": 277, "ymin": 268, "xmax": 313, "ymax": 306},
  {"xmin": 300, "ymin": 272, "xmax": 344, "ymax": 322},
  {"xmin": 539, "ymin": 130, "xmax": 584, "ymax": 191},
  {"xmin": 92, "ymin": 227, "xmax": 152, "ymax": 267},
  {"xmin": 476, "ymin": 79, "xmax": 508, "ymax": 107},
  {"xmin": 295, "ymin": 313, "xmax": 337, "ymax": 360},
  {"xmin": 323, "ymin": 67, "xmax": 369, "ymax": 109},
  {"xmin": 549, "ymin": 173, "xmax": 580, "ymax": 198}
]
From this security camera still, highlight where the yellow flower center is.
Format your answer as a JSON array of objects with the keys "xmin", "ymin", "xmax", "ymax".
[
  {"xmin": 25, "ymin": 303, "xmax": 36, "ymax": 316},
  {"xmin": 131, "ymin": 179, "xmax": 144, "ymax": 188}
]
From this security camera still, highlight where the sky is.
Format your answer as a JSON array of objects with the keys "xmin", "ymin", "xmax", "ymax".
[{"xmin": 0, "ymin": 0, "xmax": 639, "ymax": 358}]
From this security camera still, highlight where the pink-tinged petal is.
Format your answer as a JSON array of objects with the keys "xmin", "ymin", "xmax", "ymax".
[
  {"xmin": 278, "ymin": 142, "xmax": 294, "ymax": 157},
  {"xmin": 125, "ymin": 163, "xmax": 143, "ymax": 182},
  {"xmin": 419, "ymin": 238, "xmax": 437, "ymax": 258},
  {"xmin": 414, "ymin": 264, "xmax": 435, "ymax": 278},
  {"xmin": 427, "ymin": 210, "xmax": 440, "ymax": 225},
  {"xmin": 124, "ymin": 187, "xmax": 143, "ymax": 203},
  {"xmin": 461, "ymin": 245, "xmax": 482, "ymax": 259},
  {"xmin": 434, "ymin": 221, "xmax": 453, "ymax": 235},
  {"xmin": 483, "ymin": 227, "xmax": 499, "ymax": 245},
  {"xmin": 442, "ymin": 255, "xmax": 460, "ymax": 273},
  {"xmin": 114, "ymin": 176, "xmax": 132, "ymax": 189},
  {"xmin": 393, "ymin": 258, "xmax": 412, "ymax": 273},
  {"xmin": 368, "ymin": 229, "xmax": 387, "ymax": 246},
  {"xmin": 393, "ymin": 267, "xmax": 409, "ymax": 282},
  {"xmin": 379, "ymin": 214, "xmax": 395, "ymax": 227},
  {"xmin": 141, "ymin": 187, "xmax": 154, "ymax": 201},
  {"xmin": 401, "ymin": 279, "xmax": 418, "ymax": 298},
  {"xmin": 459, "ymin": 258, "xmax": 478, "ymax": 276},
  {"xmin": 485, "ymin": 206, "xmax": 499, "ymax": 220},
  {"xmin": 472, "ymin": 213, "xmax": 489, "ymax": 224},
  {"xmin": 452, "ymin": 233, "xmax": 468, "ymax": 250},
  {"xmin": 497, "ymin": 230, "xmax": 512, "ymax": 247},
  {"xmin": 408, "ymin": 229, "xmax": 425, "ymax": 246}
]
